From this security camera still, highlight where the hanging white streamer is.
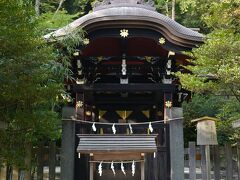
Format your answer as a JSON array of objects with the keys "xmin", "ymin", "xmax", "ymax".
[
  {"xmin": 112, "ymin": 123, "xmax": 116, "ymax": 134},
  {"xmin": 149, "ymin": 122, "xmax": 153, "ymax": 133},
  {"xmin": 154, "ymin": 152, "xmax": 156, "ymax": 158},
  {"xmin": 98, "ymin": 161, "xmax": 103, "ymax": 176},
  {"xmin": 121, "ymin": 162, "xmax": 126, "ymax": 176},
  {"xmin": 111, "ymin": 161, "xmax": 116, "ymax": 176},
  {"xmin": 78, "ymin": 153, "xmax": 81, "ymax": 159},
  {"xmin": 132, "ymin": 160, "xmax": 135, "ymax": 176},
  {"xmin": 92, "ymin": 122, "xmax": 97, "ymax": 132},
  {"xmin": 129, "ymin": 123, "xmax": 133, "ymax": 134}
]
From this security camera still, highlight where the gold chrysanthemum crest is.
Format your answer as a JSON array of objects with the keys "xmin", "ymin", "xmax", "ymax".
[
  {"xmin": 159, "ymin": 37, "xmax": 166, "ymax": 44},
  {"xmin": 165, "ymin": 101, "xmax": 172, "ymax": 108},
  {"xmin": 76, "ymin": 101, "xmax": 83, "ymax": 108},
  {"xmin": 83, "ymin": 38, "xmax": 90, "ymax": 45},
  {"xmin": 120, "ymin": 29, "xmax": 129, "ymax": 38}
]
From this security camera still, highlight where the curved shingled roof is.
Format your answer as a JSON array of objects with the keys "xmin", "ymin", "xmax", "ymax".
[{"xmin": 44, "ymin": 0, "xmax": 204, "ymax": 47}]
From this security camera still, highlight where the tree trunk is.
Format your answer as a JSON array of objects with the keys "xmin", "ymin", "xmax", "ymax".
[
  {"xmin": 172, "ymin": 0, "xmax": 176, "ymax": 20},
  {"xmin": 165, "ymin": 2, "xmax": 169, "ymax": 17},
  {"xmin": 24, "ymin": 143, "xmax": 32, "ymax": 180},
  {"xmin": 35, "ymin": 0, "xmax": 40, "ymax": 16},
  {"xmin": 54, "ymin": 0, "xmax": 65, "ymax": 16}
]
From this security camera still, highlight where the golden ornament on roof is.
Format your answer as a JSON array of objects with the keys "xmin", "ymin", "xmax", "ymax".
[
  {"xmin": 120, "ymin": 29, "xmax": 129, "ymax": 38},
  {"xmin": 83, "ymin": 38, "xmax": 90, "ymax": 45},
  {"xmin": 159, "ymin": 37, "xmax": 166, "ymax": 44}
]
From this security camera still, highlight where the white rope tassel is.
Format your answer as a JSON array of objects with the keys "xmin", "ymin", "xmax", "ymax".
[
  {"xmin": 154, "ymin": 152, "xmax": 156, "ymax": 158},
  {"xmin": 98, "ymin": 161, "xmax": 103, "ymax": 176},
  {"xmin": 78, "ymin": 153, "xmax": 81, "ymax": 159},
  {"xmin": 149, "ymin": 122, "xmax": 153, "ymax": 133},
  {"xmin": 132, "ymin": 160, "xmax": 136, "ymax": 176},
  {"xmin": 112, "ymin": 123, "xmax": 116, "ymax": 134},
  {"xmin": 92, "ymin": 122, "xmax": 97, "ymax": 132},
  {"xmin": 111, "ymin": 161, "xmax": 116, "ymax": 176},
  {"xmin": 121, "ymin": 162, "xmax": 126, "ymax": 176},
  {"xmin": 129, "ymin": 123, "xmax": 133, "ymax": 134}
]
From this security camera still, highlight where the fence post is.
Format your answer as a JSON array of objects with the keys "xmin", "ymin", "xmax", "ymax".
[
  {"xmin": 12, "ymin": 167, "xmax": 18, "ymax": 180},
  {"xmin": 237, "ymin": 144, "xmax": 240, "ymax": 180},
  {"xmin": 200, "ymin": 145, "xmax": 211, "ymax": 180},
  {"xmin": 225, "ymin": 143, "xmax": 233, "ymax": 180},
  {"xmin": 205, "ymin": 145, "xmax": 211, "ymax": 180},
  {"xmin": 213, "ymin": 146, "xmax": 221, "ymax": 180},
  {"xmin": 37, "ymin": 142, "xmax": 44, "ymax": 180},
  {"xmin": 189, "ymin": 142, "xmax": 196, "ymax": 180},
  {"xmin": 49, "ymin": 141, "xmax": 56, "ymax": 180},
  {"xmin": 0, "ymin": 166, "xmax": 7, "ymax": 180}
]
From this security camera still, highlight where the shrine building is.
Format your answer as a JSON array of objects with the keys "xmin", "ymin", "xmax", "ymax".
[{"xmin": 45, "ymin": 0, "xmax": 204, "ymax": 180}]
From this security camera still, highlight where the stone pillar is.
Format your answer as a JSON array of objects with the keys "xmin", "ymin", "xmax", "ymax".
[
  {"xmin": 169, "ymin": 107, "xmax": 184, "ymax": 180},
  {"xmin": 61, "ymin": 106, "xmax": 76, "ymax": 180}
]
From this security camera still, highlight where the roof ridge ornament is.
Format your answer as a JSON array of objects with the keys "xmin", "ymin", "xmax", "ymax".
[{"xmin": 93, "ymin": 0, "xmax": 155, "ymax": 11}]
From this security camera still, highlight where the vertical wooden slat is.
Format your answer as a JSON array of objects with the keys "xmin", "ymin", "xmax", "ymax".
[
  {"xmin": 89, "ymin": 162, "xmax": 94, "ymax": 180},
  {"xmin": 24, "ymin": 144, "xmax": 32, "ymax": 180},
  {"xmin": 18, "ymin": 170, "xmax": 24, "ymax": 180},
  {"xmin": 49, "ymin": 141, "xmax": 56, "ymax": 180},
  {"xmin": 225, "ymin": 143, "xmax": 233, "ymax": 180},
  {"xmin": 141, "ymin": 161, "xmax": 145, "ymax": 180},
  {"xmin": 213, "ymin": 146, "xmax": 221, "ymax": 180},
  {"xmin": 237, "ymin": 144, "xmax": 240, "ymax": 180},
  {"xmin": 0, "ymin": 166, "xmax": 7, "ymax": 180},
  {"xmin": 189, "ymin": 142, "xmax": 196, "ymax": 180},
  {"xmin": 37, "ymin": 142, "xmax": 44, "ymax": 180},
  {"xmin": 200, "ymin": 145, "xmax": 207, "ymax": 180},
  {"xmin": 12, "ymin": 167, "xmax": 18, "ymax": 180}
]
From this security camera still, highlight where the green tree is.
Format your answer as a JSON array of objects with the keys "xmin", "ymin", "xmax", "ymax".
[
  {"xmin": 176, "ymin": 0, "xmax": 240, "ymax": 145},
  {"xmin": 183, "ymin": 95, "xmax": 240, "ymax": 145},
  {"xmin": 0, "ymin": 0, "xmax": 75, "ymax": 177},
  {"xmin": 176, "ymin": 0, "xmax": 240, "ymax": 101}
]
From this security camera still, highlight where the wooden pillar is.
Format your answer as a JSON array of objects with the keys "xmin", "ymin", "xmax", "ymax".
[
  {"xmin": 189, "ymin": 142, "xmax": 196, "ymax": 180},
  {"xmin": 141, "ymin": 153, "xmax": 145, "ymax": 180},
  {"xmin": 200, "ymin": 145, "xmax": 211, "ymax": 180},
  {"xmin": 61, "ymin": 106, "xmax": 76, "ymax": 180},
  {"xmin": 213, "ymin": 146, "xmax": 220, "ymax": 180},
  {"xmin": 24, "ymin": 144, "xmax": 32, "ymax": 180},
  {"xmin": 89, "ymin": 154, "xmax": 94, "ymax": 180},
  {"xmin": 37, "ymin": 141, "xmax": 44, "ymax": 180},
  {"xmin": 237, "ymin": 144, "xmax": 240, "ymax": 180},
  {"xmin": 49, "ymin": 141, "xmax": 56, "ymax": 180},
  {"xmin": 205, "ymin": 145, "xmax": 211, "ymax": 180},
  {"xmin": 225, "ymin": 143, "xmax": 233, "ymax": 180}
]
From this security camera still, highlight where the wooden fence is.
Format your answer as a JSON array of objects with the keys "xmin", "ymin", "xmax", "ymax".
[
  {"xmin": 1, "ymin": 142, "xmax": 240, "ymax": 180},
  {"xmin": 0, "ymin": 143, "xmax": 60, "ymax": 180},
  {"xmin": 184, "ymin": 142, "xmax": 240, "ymax": 180}
]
